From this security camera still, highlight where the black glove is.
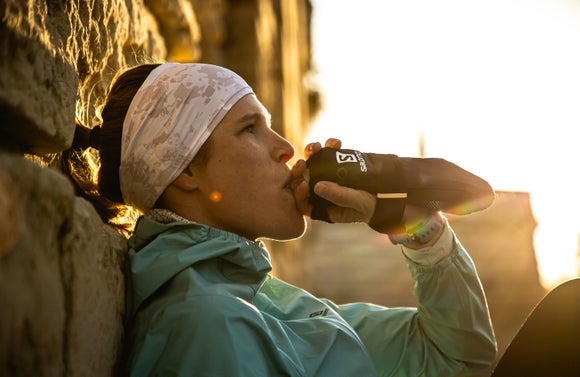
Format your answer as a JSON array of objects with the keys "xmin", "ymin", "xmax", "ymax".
[{"xmin": 306, "ymin": 147, "xmax": 495, "ymax": 233}]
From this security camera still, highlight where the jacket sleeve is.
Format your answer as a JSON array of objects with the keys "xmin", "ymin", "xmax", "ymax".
[
  {"xmin": 127, "ymin": 294, "xmax": 301, "ymax": 377},
  {"xmin": 327, "ymin": 226, "xmax": 497, "ymax": 377}
]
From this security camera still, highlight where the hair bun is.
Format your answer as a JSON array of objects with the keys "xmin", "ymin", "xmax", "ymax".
[
  {"xmin": 72, "ymin": 122, "xmax": 101, "ymax": 150},
  {"xmin": 89, "ymin": 126, "xmax": 101, "ymax": 149}
]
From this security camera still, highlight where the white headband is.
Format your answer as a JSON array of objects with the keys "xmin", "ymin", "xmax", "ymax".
[{"xmin": 119, "ymin": 63, "xmax": 253, "ymax": 212}]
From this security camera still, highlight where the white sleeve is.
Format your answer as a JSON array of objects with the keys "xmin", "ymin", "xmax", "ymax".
[{"xmin": 401, "ymin": 217, "xmax": 454, "ymax": 265}]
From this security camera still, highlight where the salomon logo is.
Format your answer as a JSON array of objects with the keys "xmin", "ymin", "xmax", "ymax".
[
  {"xmin": 335, "ymin": 151, "xmax": 368, "ymax": 172},
  {"xmin": 336, "ymin": 151, "xmax": 357, "ymax": 163}
]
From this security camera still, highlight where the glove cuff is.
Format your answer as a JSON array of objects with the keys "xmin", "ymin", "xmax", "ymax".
[{"xmin": 368, "ymin": 197, "xmax": 406, "ymax": 234}]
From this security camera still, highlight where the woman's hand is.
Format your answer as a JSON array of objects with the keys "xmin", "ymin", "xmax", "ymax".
[
  {"xmin": 312, "ymin": 181, "xmax": 376, "ymax": 223},
  {"xmin": 290, "ymin": 158, "xmax": 311, "ymax": 216},
  {"xmin": 292, "ymin": 138, "xmax": 377, "ymax": 223},
  {"xmin": 303, "ymin": 138, "xmax": 341, "ymax": 159}
]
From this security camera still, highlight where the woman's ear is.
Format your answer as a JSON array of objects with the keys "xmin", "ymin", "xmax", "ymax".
[
  {"xmin": 171, "ymin": 166, "xmax": 199, "ymax": 192},
  {"xmin": 156, "ymin": 166, "xmax": 201, "ymax": 212}
]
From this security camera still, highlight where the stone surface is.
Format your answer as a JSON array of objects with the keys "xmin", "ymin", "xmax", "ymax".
[
  {"xmin": 63, "ymin": 198, "xmax": 127, "ymax": 376},
  {"xmin": 0, "ymin": 153, "xmax": 127, "ymax": 376},
  {"xmin": 0, "ymin": 0, "xmax": 168, "ymax": 153},
  {"xmin": 0, "ymin": 152, "xmax": 72, "ymax": 376}
]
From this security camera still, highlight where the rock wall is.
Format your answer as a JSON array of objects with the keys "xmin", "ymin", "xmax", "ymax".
[
  {"xmin": 0, "ymin": 153, "xmax": 127, "ymax": 376},
  {"xmin": 0, "ymin": 0, "xmax": 314, "ymax": 375}
]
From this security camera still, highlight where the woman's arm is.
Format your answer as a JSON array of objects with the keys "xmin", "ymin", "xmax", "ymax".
[{"xmin": 328, "ymin": 223, "xmax": 497, "ymax": 377}]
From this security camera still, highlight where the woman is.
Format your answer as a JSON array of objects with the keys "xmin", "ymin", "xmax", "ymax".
[{"xmin": 66, "ymin": 62, "xmax": 497, "ymax": 376}]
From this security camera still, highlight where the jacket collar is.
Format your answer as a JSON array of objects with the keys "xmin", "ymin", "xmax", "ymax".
[{"xmin": 126, "ymin": 214, "xmax": 272, "ymax": 317}]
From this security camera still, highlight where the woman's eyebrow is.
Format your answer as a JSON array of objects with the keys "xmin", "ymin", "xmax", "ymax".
[{"xmin": 237, "ymin": 110, "xmax": 272, "ymax": 124}]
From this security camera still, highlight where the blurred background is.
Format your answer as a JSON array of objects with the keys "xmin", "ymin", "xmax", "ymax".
[
  {"xmin": 278, "ymin": 0, "xmax": 580, "ymax": 374},
  {"xmin": 307, "ymin": 0, "xmax": 580, "ymax": 290},
  {"xmin": 292, "ymin": 2, "xmax": 580, "ymax": 373}
]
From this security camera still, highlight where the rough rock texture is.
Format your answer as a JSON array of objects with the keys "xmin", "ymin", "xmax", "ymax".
[
  {"xmin": 63, "ymin": 199, "xmax": 127, "ymax": 376},
  {"xmin": 0, "ymin": 153, "xmax": 71, "ymax": 376},
  {"xmin": 0, "ymin": 153, "xmax": 127, "ymax": 376},
  {"xmin": 0, "ymin": 0, "xmax": 168, "ymax": 154}
]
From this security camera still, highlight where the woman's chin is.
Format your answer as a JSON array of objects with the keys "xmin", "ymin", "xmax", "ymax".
[{"xmin": 260, "ymin": 216, "xmax": 307, "ymax": 242}]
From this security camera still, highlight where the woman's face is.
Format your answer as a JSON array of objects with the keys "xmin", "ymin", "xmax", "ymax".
[{"xmin": 189, "ymin": 94, "xmax": 306, "ymax": 241}]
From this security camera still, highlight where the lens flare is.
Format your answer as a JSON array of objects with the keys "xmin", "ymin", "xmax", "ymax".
[{"xmin": 210, "ymin": 191, "xmax": 222, "ymax": 203}]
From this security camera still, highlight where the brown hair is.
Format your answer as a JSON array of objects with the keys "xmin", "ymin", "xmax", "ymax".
[{"xmin": 63, "ymin": 64, "xmax": 161, "ymax": 234}]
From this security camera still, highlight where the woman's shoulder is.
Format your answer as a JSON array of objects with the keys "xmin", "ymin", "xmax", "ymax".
[{"xmin": 156, "ymin": 292, "xmax": 265, "ymax": 325}]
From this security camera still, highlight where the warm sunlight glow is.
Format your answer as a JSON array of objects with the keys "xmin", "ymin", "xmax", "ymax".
[
  {"xmin": 308, "ymin": 0, "xmax": 580, "ymax": 288},
  {"xmin": 210, "ymin": 191, "xmax": 222, "ymax": 203}
]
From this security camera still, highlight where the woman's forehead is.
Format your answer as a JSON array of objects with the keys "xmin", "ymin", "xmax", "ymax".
[{"xmin": 228, "ymin": 94, "xmax": 271, "ymax": 123}]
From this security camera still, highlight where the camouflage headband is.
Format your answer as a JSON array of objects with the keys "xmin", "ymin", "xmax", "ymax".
[{"xmin": 119, "ymin": 63, "xmax": 253, "ymax": 212}]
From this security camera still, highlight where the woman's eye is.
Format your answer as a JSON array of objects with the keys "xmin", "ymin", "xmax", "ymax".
[{"xmin": 243, "ymin": 125, "xmax": 255, "ymax": 133}]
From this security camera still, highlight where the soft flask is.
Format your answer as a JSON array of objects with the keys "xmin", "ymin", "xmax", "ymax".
[{"xmin": 306, "ymin": 147, "xmax": 495, "ymax": 234}]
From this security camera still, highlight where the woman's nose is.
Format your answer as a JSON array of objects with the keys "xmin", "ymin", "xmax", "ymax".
[{"xmin": 272, "ymin": 131, "xmax": 295, "ymax": 163}]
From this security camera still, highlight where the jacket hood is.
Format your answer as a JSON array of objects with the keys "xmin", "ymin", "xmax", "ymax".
[{"xmin": 126, "ymin": 216, "xmax": 273, "ymax": 317}]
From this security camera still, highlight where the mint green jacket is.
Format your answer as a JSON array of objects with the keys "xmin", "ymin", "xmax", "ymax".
[{"xmin": 124, "ymin": 216, "xmax": 496, "ymax": 376}]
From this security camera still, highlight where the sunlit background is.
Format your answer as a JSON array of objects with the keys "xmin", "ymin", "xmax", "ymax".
[{"xmin": 307, "ymin": 0, "xmax": 580, "ymax": 288}]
